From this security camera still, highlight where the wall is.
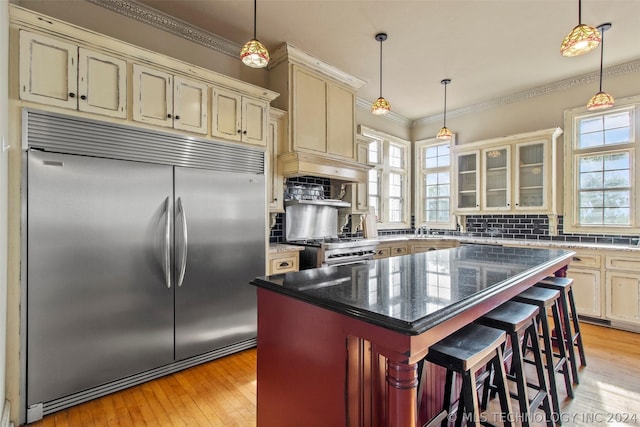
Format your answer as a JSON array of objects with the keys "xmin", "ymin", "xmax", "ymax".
[
  {"xmin": 411, "ymin": 68, "xmax": 640, "ymax": 144},
  {"xmin": 0, "ymin": 0, "xmax": 8, "ymax": 422}
]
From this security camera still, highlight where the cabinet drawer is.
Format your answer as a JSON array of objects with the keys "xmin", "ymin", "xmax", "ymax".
[
  {"xmin": 606, "ymin": 255, "xmax": 640, "ymax": 271},
  {"xmin": 374, "ymin": 247, "xmax": 390, "ymax": 259},
  {"xmin": 569, "ymin": 253, "xmax": 601, "ymax": 268},
  {"xmin": 390, "ymin": 245, "xmax": 408, "ymax": 256},
  {"xmin": 269, "ymin": 254, "xmax": 299, "ymax": 274}
]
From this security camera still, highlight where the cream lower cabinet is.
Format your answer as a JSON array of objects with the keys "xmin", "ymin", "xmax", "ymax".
[
  {"xmin": 20, "ymin": 30, "xmax": 126, "ymax": 118},
  {"xmin": 268, "ymin": 250, "xmax": 300, "ymax": 275},
  {"xmin": 132, "ymin": 64, "xmax": 208, "ymax": 134},
  {"xmin": 374, "ymin": 242, "xmax": 408, "ymax": 259},
  {"xmin": 565, "ymin": 250, "xmax": 602, "ymax": 318},
  {"xmin": 409, "ymin": 239, "xmax": 459, "ymax": 253},
  {"xmin": 605, "ymin": 254, "xmax": 640, "ymax": 325},
  {"xmin": 211, "ymin": 88, "xmax": 267, "ymax": 146}
]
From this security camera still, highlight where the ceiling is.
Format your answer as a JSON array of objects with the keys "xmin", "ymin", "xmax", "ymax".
[{"xmin": 136, "ymin": 0, "xmax": 640, "ymax": 122}]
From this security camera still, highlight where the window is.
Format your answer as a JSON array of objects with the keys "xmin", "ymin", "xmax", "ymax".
[
  {"xmin": 415, "ymin": 137, "xmax": 456, "ymax": 229},
  {"xmin": 360, "ymin": 126, "xmax": 411, "ymax": 229},
  {"xmin": 564, "ymin": 96, "xmax": 640, "ymax": 234}
]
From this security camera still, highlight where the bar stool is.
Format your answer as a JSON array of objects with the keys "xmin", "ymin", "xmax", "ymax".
[
  {"xmin": 513, "ymin": 287, "xmax": 574, "ymax": 419},
  {"xmin": 535, "ymin": 276, "xmax": 587, "ymax": 385},
  {"xmin": 476, "ymin": 301, "xmax": 554, "ymax": 427},
  {"xmin": 425, "ymin": 323, "xmax": 513, "ymax": 427}
]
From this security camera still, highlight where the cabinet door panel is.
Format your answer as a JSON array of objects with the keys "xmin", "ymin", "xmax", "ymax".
[
  {"xmin": 293, "ymin": 67, "xmax": 326, "ymax": 153},
  {"xmin": 78, "ymin": 48, "xmax": 127, "ymax": 118},
  {"xmin": 212, "ymin": 89, "xmax": 241, "ymax": 141},
  {"xmin": 173, "ymin": 76, "xmax": 208, "ymax": 134},
  {"xmin": 326, "ymin": 83, "xmax": 354, "ymax": 159},
  {"xmin": 483, "ymin": 147, "xmax": 510, "ymax": 210},
  {"xmin": 19, "ymin": 31, "xmax": 77, "ymax": 109},
  {"xmin": 567, "ymin": 268, "xmax": 601, "ymax": 317},
  {"xmin": 242, "ymin": 98, "xmax": 267, "ymax": 146},
  {"xmin": 132, "ymin": 64, "xmax": 172, "ymax": 127},
  {"xmin": 606, "ymin": 272, "xmax": 640, "ymax": 323}
]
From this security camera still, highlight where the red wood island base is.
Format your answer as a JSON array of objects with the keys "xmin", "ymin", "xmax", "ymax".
[{"xmin": 252, "ymin": 246, "xmax": 573, "ymax": 427}]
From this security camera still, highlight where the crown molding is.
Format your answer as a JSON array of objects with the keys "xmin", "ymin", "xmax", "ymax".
[
  {"xmin": 355, "ymin": 97, "xmax": 412, "ymax": 127},
  {"xmin": 412, "ymin": 59, "xmax": 640, "ymax": 126},
  {"xmin": 87, "ymin": 0, "xmax": 241, "ymax": 59}
]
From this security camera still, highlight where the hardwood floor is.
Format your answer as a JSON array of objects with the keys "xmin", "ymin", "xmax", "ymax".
[{"xmin": 31, "ymin": 322, "xmax": 640, "ymax": 426}]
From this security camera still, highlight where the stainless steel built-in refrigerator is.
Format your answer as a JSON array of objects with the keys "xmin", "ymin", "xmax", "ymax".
[{"xmin": 24, "ymin": 110, "xmax": 265, "ymax": 419}]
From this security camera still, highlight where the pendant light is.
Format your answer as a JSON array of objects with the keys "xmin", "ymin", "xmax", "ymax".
[
  {"xmin": 587, "ymin": 23, "xmax": 614, "ymax": 111},
  {"xmin": 240, "ymin": 0, "xmax": 269, "ymax": 68},
  {"xmin": 371, "ymin": 33, "xmax": 390, "ymax": 115},
  {"xmin": 436, "ymin": 79, "xmax": 453, "ymax": 140},
  {"xmin": 560, "ymin": 0, "xmax": 601, "ymax": 57}
]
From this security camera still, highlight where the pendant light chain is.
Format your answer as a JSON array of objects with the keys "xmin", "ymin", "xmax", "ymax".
[
  {"xmin": 253, "ymin": 0, "xmax": 257, "ymax": 40},
  {"xmin": 379, "ymin": 39, "xmax": 383, "ymax": 98},
  {"xmin": 443, "ymin": 82, "xmax": 447, "ymax": 127},
  {"xmin": 598, "ymin": 26, "xmax": 604, "ymax": 92}
]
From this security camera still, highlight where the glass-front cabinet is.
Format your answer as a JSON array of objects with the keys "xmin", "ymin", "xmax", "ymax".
[
  {"xmin": 515, "ymin": 141, "xmax": 545, "ymax": 210},
  {"xmin": 483, "ymin": 146, "xmax": 510, "ymax": 210},
  {"xmin": 456, "ymin": 151, "xmax": 480, "ymax": 211},
  {"xmin": 452, "ymin": 128, "xmax": 563, "ymax": 216}
]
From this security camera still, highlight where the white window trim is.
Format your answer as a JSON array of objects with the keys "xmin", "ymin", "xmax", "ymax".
[
  {"xmin": 414, "ymin": 136, "xmax": 457, "ymax": 230},
  {"xmin": 360, "ymin": 126, "xmax": 411, "ymax": 230},
  {"xmin": 563, "ymin": 94, "xmax": 640, "ymax": 234}
]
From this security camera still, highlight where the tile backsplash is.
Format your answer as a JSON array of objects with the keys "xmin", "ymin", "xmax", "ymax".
[{"xmin": 269, "ymin": 177, "xmax": 639, "ymax": 246}]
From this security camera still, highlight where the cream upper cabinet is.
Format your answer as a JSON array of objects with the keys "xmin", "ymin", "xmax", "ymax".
[
  {"xmin": 336, "ymin": 137, "xmax": 371, "ymax": 215},
  {"xmin": 269, "ymin": 43, "xmax": 366, "ymax": 168},
  {"xmin": 267, "ymin": 108, "xmax": 287, "ymax": 213},
  {"xmin": 290, "ymin": 66, "xmax": 355, "ymax": 158},
  {"xmin": 482, "ymin": 146, "xmax": 511, "ymax": 210},
  {"xmin": 453, "ymin": 128, "xmax": 563, "ymax": 215},
  {"xmin": 326, "ymin": 82, "xmax": 355, "ymax": 159},
  {"xmin": 132, "ymin": 64, "xmax": 207, "ymax": 134},
  {"xmin": 211, "ymin": 87, "xmax": 267, "ymax": 146},
  {"xmin": 454, "ymin": 151, "xmax": 480, "ymax": 212},
  {"xmin": 20, "ymin": 30, "xmax": 126, "ymax": 118},
  {"xmin": 292, "ymin": 66, "xmax": 328, "ymax": 153}
]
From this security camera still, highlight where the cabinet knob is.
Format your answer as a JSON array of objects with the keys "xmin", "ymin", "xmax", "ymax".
[
  {"xmin": 237, "ymin": 130, "xmax": 242, "ymax": 134},
  {"xmin": 175, "ymin": 115, "xmax": 180, "ymax": 120},
  {"xmin": 80, "ymin": 95, "xmax": 87, "ymax": 100},
  {"xmin": 243, "ymin": 130, "xmax": 247, "ymax": 134},
  {"xmin": 68, "ymin": 93, "xmax": 75, "ymax": 98},
  {"xmin": 167, "ymin": 114, "xmax": 172, "ymax": 118}
]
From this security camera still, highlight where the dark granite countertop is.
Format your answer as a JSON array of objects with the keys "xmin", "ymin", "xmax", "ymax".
[{"xmin": 251, "ymin": 245, "xmax": 574, "ymax": 335}]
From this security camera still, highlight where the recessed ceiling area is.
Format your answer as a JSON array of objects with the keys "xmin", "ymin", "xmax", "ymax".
[{"xmin": 136, "ymin": 0, "xmax": 639, "ymax": 121}]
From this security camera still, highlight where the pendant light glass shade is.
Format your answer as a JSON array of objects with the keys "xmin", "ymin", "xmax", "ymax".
[
  {"xmin": 372, "ymin": 97, "xmax": 391, "ymax": 115},
  {"xmin": 560, "ymin": 0, "xmax": 600, "ymax": 57},
  {"xmin": 587, "ymin": 23, "xmax": 614, "ymax": 111},
  {"xmin": 437, "ymin": 79, "xmax": 452, "ymax": 140},
  {"xmin": 240, "ymin": 39, "xmax": 269, "ymax": 68},
  {"xmin": 371, "ymin": 33, "xmax": 390, "ymax": 115},
  {"xmin": 240, "ymin": 0, "xmax": 269, "ymax": 68}
]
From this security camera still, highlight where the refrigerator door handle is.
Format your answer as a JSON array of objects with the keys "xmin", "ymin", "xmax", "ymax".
[
  {"xmin": 176, "ymin": 197, "xmax": 188, "ymax": 287},
  {"xmin": 163, "ymin": 197, "xmax": 172, "ymax": 288}
]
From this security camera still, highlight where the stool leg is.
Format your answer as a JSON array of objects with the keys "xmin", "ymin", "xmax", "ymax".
[
  {"xmin": 460, "ymin": 370, "xmax": 481, "ymax": 427},
  {"xmin": 551, "ymin": 301, "xmax": 574, "ymax": 400},
  {"xmin": 536, "ymin": 310, "xmax": 563, "ymax": 420},
  {"xmin": 508, "ymin": 331, "xmax": 530, "ymax": 426},
  {"xmin": 491, "ymin": 344, "xmax": 514, "ymax": 427},
  {"xmin": 567, "ymin": 287, "xmax": 587, "ymax": 367},
  {"xmin": 442, "ymin": 370, "xmax": 455, "ymax": 427},
  {"xmin": 525, "ymin": 318, "xmax": 554, "ymax": 427},
  {"xmin": 558, "ymin": 291, "xmax": 580, "ymax": 385}
]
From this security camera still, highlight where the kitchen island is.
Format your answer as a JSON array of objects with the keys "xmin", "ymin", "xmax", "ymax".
[{"xmin": 250, "ymin": 245, "xmax": 574, "ymax": 427}]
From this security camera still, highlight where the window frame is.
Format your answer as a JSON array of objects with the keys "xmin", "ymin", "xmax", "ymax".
[
  {"xmin": 563, "ymin": 94, "xmax": 640, "ymax": 234},
  {"xmin": 414, "ymin": 136, "xmax": 456, "ymax": 230},
  {"xmin": 360, "ymin": 126, "xmax": 411, "ymax": 230}
]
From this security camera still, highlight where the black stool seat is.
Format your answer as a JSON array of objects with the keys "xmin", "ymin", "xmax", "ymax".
[
  {"xmin": 426, "ymin": 323, "xmax": 514, "ymax": 427},
  {"xmin": 536, "ymin": 276, "xmax": 587, "ymax": 385},
  {"xmin": 477, "ymin": 301, "xmax": 554, "ymax": 427},
  {"xmin": 513, "ymin": 286, "xmax": 574, "ymax": 422}
]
